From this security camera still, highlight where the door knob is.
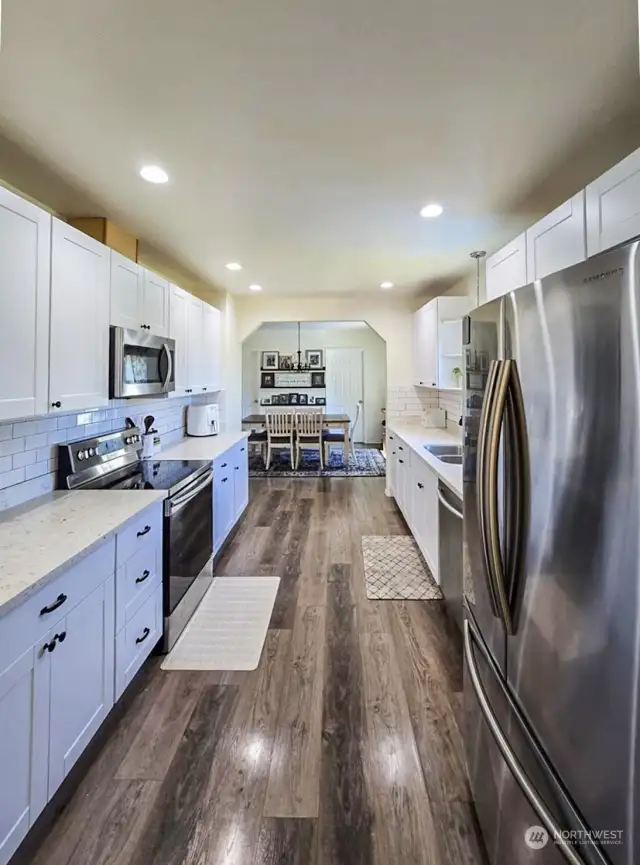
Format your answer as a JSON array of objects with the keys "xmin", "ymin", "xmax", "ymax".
[{"xmin": 51, "ymin": 401, "xmax": 62, "ymax": 408}]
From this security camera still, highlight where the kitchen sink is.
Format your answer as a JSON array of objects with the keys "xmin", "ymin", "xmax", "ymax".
[
  {"xmin": 439, "ymin": 454, "xmax": 463, "ymax": 465},
  {"xmin": 424, "ymin": 444, "xmax": 463, "ymax": 457}
]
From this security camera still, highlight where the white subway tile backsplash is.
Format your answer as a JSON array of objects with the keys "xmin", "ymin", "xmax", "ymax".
[
  {"xmin": 13, "ymin": 450, "xmax": 37, "ymax": 469},
  {"xmin": 56, "ymin": 415, "xmax": 78, "ymax": 429},
  {"xmin": 25, "ymin": 460, "xmax": 50, "ymax": 480},
  {"xmin": 0, "ymin": 467, "xmax": 26, "ymax": 489},
  {"xmin": 36, "ymin": 446, "xmax": 52, "ymax": 462},
  {"xmin": 76, "ymin": 412, "xmax": 92, "ymax": 425},
  {"xmin": 48, "ymin": 430, "xmax": 68, "ymax": 446},
  {"xmin": 0, "ymin": 473, "xmax": 55, "ymax": 510},
  {"xmin": 0, "ymin": 456, "xmax": 12, "ymax": 473},
  {"xmin": 36, "ymin": 418, "xmax": 59, "ymax": 434},
  {"xmin": 12, "ymin": 421, "xmax": 38, "ymax": 438},
  {"xmin": 0, "ymin": 425, "xmax": 12, "ymax": 441},
  {"xmin": 25, "ymin": 432, "xmax": 49, "ymax": 450},
  {"xmin": 0, "ymin": 438, "xmax": 25, "ymax": 457}
]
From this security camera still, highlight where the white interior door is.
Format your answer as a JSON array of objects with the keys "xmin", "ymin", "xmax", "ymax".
[
  {"xmin": 242, "ymin": 350, "xmax": 260, "ymax": 418},
  {"xmin": 326, "ymin": 348, "xmax": 364, "ymax": 442}
]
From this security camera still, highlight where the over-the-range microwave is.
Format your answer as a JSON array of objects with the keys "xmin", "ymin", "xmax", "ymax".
[{"xmin": 109, "ymin": 326, "xmax": 176, "ymax": 398}]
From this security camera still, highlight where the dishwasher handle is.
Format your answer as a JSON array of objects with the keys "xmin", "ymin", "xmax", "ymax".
[{"xmin": 438, "ymin": 485, "xmax": 463, "ymax": 520}]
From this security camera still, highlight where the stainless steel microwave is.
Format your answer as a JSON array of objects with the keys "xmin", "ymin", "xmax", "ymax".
[{"xmin": 109, "ymin": 327, "xmax": 176, "ymax": 398}]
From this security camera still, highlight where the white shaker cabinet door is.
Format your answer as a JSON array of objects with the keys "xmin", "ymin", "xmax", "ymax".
[
  {"xmin": 0, "ymin": 645, "xmax": 50, "ymax": 865},
  {"xmin": 110, "ymin": 251, "xmax": 141, "ymax": 330},
  {"xmin": 232, "ymin": 441, "xmax": 249, "ymax": 520},
  {"xmin": 201, "ymin": 302, "xmax": 221, "ymax": 394},
  {"xmin": 526, "ymin": 191, "xmax": 586, "ymax": 282},
  {"xmin": 169, "ymin": 284, "xmax": 190, "ymax": 396},
  {"xmin": 49, "ymin": 219, "xmax": 110, "ymax": 412},
  {"xmin": 47, "ymin": 576, "xmax": 115, "ymax": 795},
  {"xmin": 0, "ymin": 188, "xmax": 51, "ymax": 421},
  {"xmin": 413, "ymin": 301, "xmax": 438, "ymax": 388},
  {"xmin": 485, "ymin": 233, "xmax": 528, "ymax": 301},
  {"xmin": 139, "ymin": 268, "xmax": 170, "ymax": 337},
  {"xmin": 186, "ymin": 294, "xmax": 204, "ymax": 391},
  {"xmin": 586, "ymin": 147, "xmax": 640, "ymax": 256}
]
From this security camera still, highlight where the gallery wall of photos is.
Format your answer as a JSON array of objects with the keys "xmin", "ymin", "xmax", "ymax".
[{"xmin": 258, "ymin": 349, "xmax": 327, "ymax": 407}]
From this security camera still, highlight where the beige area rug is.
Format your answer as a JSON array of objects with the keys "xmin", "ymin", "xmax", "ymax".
[
  {"xmin": 362, "ymin": 535, "xmax": 443, "ymax": 600},
  {"xmin": 161, "ymin": 577, "xmax": 280, "ymax": 671}
]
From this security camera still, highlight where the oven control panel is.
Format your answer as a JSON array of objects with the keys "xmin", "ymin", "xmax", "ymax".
[{"xmin": 58, "ymin": 427, "xmax": 142, "ymax": 488}]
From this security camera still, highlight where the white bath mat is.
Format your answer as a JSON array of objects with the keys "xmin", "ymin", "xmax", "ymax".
[
  {"xmin": 362, "ymin": 535, "xmax": 442, "ymax": 600},
  {"xmin": 161, "ymin": 577, "xmax": 280, "ymax": 671}
]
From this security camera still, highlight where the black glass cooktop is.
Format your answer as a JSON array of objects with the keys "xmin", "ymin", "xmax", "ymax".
[{"xmin": 93, "ymin": 460, "xmax": 210, "ymax": 493}]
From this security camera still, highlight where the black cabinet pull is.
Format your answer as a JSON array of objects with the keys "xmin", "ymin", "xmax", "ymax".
[
  {"xmin": 240, "ymin": 447, "xmax": 245, "ymax": 452},
  {"xmin": 235, "ymin": 466, "xmax": 239, "ymax": 471},
  {"xmin": 42, "ymin": 631, "xmax": 66, "ymax": 654},
  {"xmin": 51, "ymin": 400, "xmax": 62, "ymax": 408},
  {"xmin": 389, "ymin": 436, "xmax": 394, "ymax": 440},
  {"xmin": 137, "ymin": 525, "xmax": 151, "ymax": 538},
  {"xmin": 398, "ymin": 445, "xmax": 404, "ymax": 450},
  {"xmin": 222, "ymin": 477, "xmax": 228, "ymax": 483},
  {"xmin": 221, "ymin": 462, "xmax": 227, "ymax": 468},
  {"xmin": 40, "ymin": 593, "xmax": 67, "ymax": 616},
  {"xmin": 136, "ymin": 627, "xmax": 150, "ymax": 644},
  {"xmin": 203, "ymin": 387, "xmax": 207, "ymax": 391},
  {"xmin": 136, "ymin": 569, "xmax": 151, "ymax": 584},
  {"xmin": 417, "ymin": 482, "xmax": 424, "ymax": 489},
  {"xmin": 399, "ymin": 459, "xmax": 404, "ymax": 464}
]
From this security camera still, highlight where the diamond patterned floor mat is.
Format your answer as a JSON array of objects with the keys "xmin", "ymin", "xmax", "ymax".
[{"xmin": 362, "ymin": 535, "xmax": 443, "ymax": 600}]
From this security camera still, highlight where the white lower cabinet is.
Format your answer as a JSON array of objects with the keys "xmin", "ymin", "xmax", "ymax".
[
  {"xmin": 386, "ymin": 433, "xmax": 398, "ymax": 495},
  {"xmin": 47, "ymin": 576, "xmax": 115, "ymax": 794},
  {"xmin": 213, "ymin": 441, "xmax": 249, "ymax": 555},
  {"xmin": 0, "ymin": 644, "xmax": 49, "ymax": 865},
  {"xmin": 115, "ymin": 585, "xmax": 162, "ymax": 700}
]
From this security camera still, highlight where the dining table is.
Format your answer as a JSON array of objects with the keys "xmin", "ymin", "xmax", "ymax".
[{"xmin": 241, "ymin": 412, "xmax": 351, "ymax": 465}]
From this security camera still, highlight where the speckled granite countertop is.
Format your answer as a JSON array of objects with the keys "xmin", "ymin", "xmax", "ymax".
[
  {"xmin": 387, "ymin": 423, "xmax": 463, "ymax": 498},
  {"xmin": 0, "ymin": 490, "xmax": 166, "ymax": 618},
  {"xmin": 156, "ymin": 431, "xmax": 249, "ymax": 462}
]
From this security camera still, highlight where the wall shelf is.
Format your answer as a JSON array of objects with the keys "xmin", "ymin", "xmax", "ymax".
[{"xmin": 259, "ymin": 386, "xmax": 327, "ymax": 390}]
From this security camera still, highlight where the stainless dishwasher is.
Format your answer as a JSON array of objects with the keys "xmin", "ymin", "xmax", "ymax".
[{"xmin": 437, "ymin": 481, "xmax": 463, "ymax": 631}]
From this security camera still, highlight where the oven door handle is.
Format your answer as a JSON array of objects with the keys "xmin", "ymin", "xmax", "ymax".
[
  {"xmin": 168, "ymin": 468, "xmax": 213, "ymax": 514},
  {"xmin": 162, "ymin": 342, "xmax": 173, "ymax": 389}
]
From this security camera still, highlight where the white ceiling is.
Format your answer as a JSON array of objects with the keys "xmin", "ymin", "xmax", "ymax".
[{"xmin": 0, "ymin": 0, "xmax": 638, "ymax": 296}]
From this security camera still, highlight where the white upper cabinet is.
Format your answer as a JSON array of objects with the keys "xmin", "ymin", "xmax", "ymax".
[
  {"xmin": 485, "ymin": 232, "xmax": 528, "ymax": 302},
  {"xmin": 187, "ymin": 294, "xmax": 204, "ymax": 390},
  {"xmin": 49, "ymin": 219, "xmax": 109, "ymax": 412},
  {"xmin": 201, "ymin": 302, "xmax": 222, "ymax": 392},
  {"xmin": 0, "ymin": 188, "xmax": 51, "ymax": 422},
  {"xmin": 109, "ymin": 251, "xmax": 140, "ymax": 330},
  {"xmin": 526, "ymin": 191, "xmax": 586, "ymax": 281},
  {"xmin": 586, "ymin": 147, "xmax": 640, "ymax": 256},
  {"xmin": 139, "ymin": 267, "xmax": 170, "ymax": 337},
  {"xmin": 436, "ymin": 296, "xmax": 473, "ymax": 390},
  {"xmin": 413, "ymin": 301, "xmax": 438, "ymax": 388},
  {"xmin": 169, "ymin": 283, "xmax": 190, "ymax": 396}
]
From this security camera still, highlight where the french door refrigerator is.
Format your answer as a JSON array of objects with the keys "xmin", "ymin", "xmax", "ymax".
[{"xmin": 463, "ymin": 240, "xmax": 640, "ymax": 865}]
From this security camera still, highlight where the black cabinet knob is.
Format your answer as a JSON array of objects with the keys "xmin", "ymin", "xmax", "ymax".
[
  {"xmin": 136, "ymin": 525, "xmax": 151, "ymax": 538},
  {"xmin": 399, "ymin": 459, "xmax": 404, "ymax": 464},
  {"xmin": 222, "ymin": 477, "xmax": 228, "ymax": 483},
  {"xmin": 42, "ymin": 631, "xmax": 66, "ymax": 654},
  {"xmin": 40, "ymin": 593, "xmax": 67, "ymax": 616},
  {"xmin": 221, "ymin": 463, "xmax": 227, "ymax": 468},
  {"xmin": 399, "ymin": 446, "xmax": 404, "ymax": 450},
  {"xmin": 135, "ymin": 627, "xmax": 150, "ymax": 644},
  {"xmin": 203, "ymin": 387, "xmax": 207, "ymax": 391},
  {"xmin": 136, "ymin": 569, "xmax": 151, "ymax": 584},
  {"xmin": 417, "ymin": 482, "xmax": 424, "ymax": 489},
  {"xmin": 51, "ymin": 401, "xmax": 62, "ymax": 408}
]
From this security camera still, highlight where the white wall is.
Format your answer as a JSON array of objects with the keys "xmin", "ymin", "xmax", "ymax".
[
  {"xmin": 220, "ymin": 292, "xmax": 242, "ymax": 432},
  {"xmin": 242, "ymin": 323, "xmax": 387, "ymax": 443}
]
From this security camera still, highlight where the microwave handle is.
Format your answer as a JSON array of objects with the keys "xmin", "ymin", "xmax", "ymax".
[{"xmin": 163, "ymin": 343, "xmax": 173, "ymax": 388}]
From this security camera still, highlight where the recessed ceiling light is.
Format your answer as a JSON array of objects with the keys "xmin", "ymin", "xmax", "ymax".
[
  {"xmin": 225, "ymin": 262, "xmax": 243, "ymax": 271},
  {"xmin": 140, "ymin": 165, "xmax": 169, "ymax": 184},
  {"xmin": 420, "ymin": 203, "xmax": 443, "ymax": 218},
  {"xmin": 249, "ymin": 284, "xmax": 262, "ymax": 292},
  {"xmin": 380, "ymin": 281, "xmax": 394, "ymax": 289}
]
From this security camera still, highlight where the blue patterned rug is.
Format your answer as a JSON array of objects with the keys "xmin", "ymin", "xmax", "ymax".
[{"xmin": 249, "ymin": 446, "xmax": 386, "ymax": 477}]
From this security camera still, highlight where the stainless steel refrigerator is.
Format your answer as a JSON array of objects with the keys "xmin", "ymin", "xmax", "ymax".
[{"xmin": 463, "ymin": 240, "xmax": 640, "ymax": 865}]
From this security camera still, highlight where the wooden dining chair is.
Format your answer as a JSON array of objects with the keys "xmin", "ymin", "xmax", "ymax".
[
  {"xmin": 295, "ymin": 410, "xmax": 325, "ymax": 469},
  {"xmin": 323, "ymin": 401, "xmax": 362, "ymax": 464},
  {"xmin": 265, "ymin": 410, "xmax": 295, "ymax": 469}
]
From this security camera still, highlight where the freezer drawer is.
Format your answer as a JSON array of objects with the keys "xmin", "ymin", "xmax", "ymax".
[{"xmin": 464, "ymin": 611, "xmax": 609, "ymax": 865}]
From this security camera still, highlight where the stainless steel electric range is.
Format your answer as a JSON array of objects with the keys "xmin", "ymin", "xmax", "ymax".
[{"xmin": 58, "ymin": 427, "xmax": 213, "ymax": 651}]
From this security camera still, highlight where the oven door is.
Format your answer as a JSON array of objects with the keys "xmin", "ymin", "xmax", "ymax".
[
  {"xmin": 110, "ymin": 327, "xmax": 176, "ymax": 398},
  {"xmin": 163, "ymin": 466, "xmax": 213, "ymax": 651}
]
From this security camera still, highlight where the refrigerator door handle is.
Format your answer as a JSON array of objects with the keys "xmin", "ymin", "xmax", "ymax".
[
  {"xmin": 476, "ymin": 359, "xmax": 502, "ymax": 618},
  {"xmin": 503, "ymin": 360, "xmax": 530, "ymax": 633},
  {"xmin": 464, "ymin": 619, "xmax": 589, "ymax": 865},
  {"xmin": 484, "ymin": 360, "xmax": 515, "ymax": 634}
]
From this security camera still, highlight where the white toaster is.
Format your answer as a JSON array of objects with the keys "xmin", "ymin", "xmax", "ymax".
[{"xmin": 187, "ymin": 404, "xmax": 220, "ymax": 436}]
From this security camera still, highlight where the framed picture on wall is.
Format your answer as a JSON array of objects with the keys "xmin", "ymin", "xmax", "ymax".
[
  {"xmin": 289, "ymin": 393, "xmax": 299, "ymax": 406},
  {"xmin": 315, "ymin": 397, "xmax": 326, "ymax": 406},
  {"xmin": 305, "ymin": 349, "xmax": 323, "ymax": 369},
  {"xmin": 298, "ymin": 393, "xmax": 308, "ymax": 405},
  {"xmin": 279, "ymin": 354, "xmax": 295, "ymax": 370},
  {"xmin": 262, "ymin": 397, "xmax": 272, "ymax": 406},
  {"xmin": 308, "ymin": 396, "xmax": 316, "ymax": 405},
  {"xmin": 261, "ymin": 351, "xmax": 279, "ymax": 370},
  {"xmin": 311, "ymin": 372, "xmax": 325, "ymax": 388},
  {"xmin": 261, "ymin": 372, "xmax": 275, "ymax": 388}
]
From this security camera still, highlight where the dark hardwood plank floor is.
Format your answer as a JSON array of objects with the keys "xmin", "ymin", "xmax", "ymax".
[{"xmin": 24, "ymin": 477, "xmax": 486, "ymax": 865}]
